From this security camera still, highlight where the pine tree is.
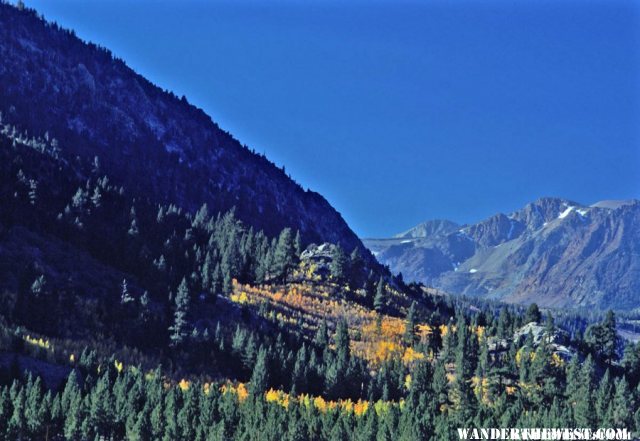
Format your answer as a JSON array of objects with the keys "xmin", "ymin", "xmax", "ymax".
[
  {"xmin": 496, "ymin": 308, "xmax": 511, "ymax": 339},
  {"xmin": 120, "ymin": 278, "xmax": 134, "ymax": 304},
  {"xmin": 335, "ymin": 320, "xmax": 351, "ymax": 361},
  {"xmin": 30, "ymin": 275, "xmax": 46, "ymax": 296},
  {"xmin": 28, "ymin": 179, "xmax": 37, "ymax": 205},
  {"xmin": 128, "ymin": 218, "xmax": 140, "ymax": 237},
  {"xmin": 432, "ymin": 360, "xmax": 449, "ymax": 411},
  {"xmin": 330, "ymin": 245, "xmax": 348, "ymax": 282},
  {"xmin": 88, "ymin": 374, "xmax": 114, "ymax": 438},
  {"xmin": 314, "ymin": 320, "xmax": 329, "ymax": 348},
  {"xmin": 177, "ymin": 389, "xmax": 197, "ymax": 440},
  {"xmin": 453, "ymin": 314, "xmax": 476, "ymax": 426},
  {"xmin": 129, "ymin": 406, "xmax": 152, "ymax": 441},
  {"xmin": 595, "ymin": 369, "xmax": 612, "ymax": 426},
  {"xmin": 90, "ymin": 186, "xmax": 102, "ymax": 208},
  {"xmin": 0, "ymin": 388, "xmax": 10, "ymax": 437},
  {"xmin": 249, "ymin": 347, "xmax": 269, "ymax": 396},
  {"xmin": 601, "ymin": 310, "xmax": 617, "ymax": 366},
  {"xmin": 193, "ymin": 203, "xmax": 209, "ymax": 229},
  {"xmin": 622, "ymin": 342, "xmax": 640, "ymax": 387},
  {"xmin": 524, "ymin": 303, "xmax": 541, "ymax": 324},
  {"xmin": 291, "ymin": 344, "xmax": 308, "ymax": 395},
  {"xmin": 584, "ymin": 311, "xmax": 618, "ymax": 366},
  {"xmin": 294, "ymin": 230, "xmax": 303, "ymax": 256},
  {"xmin": 403, "ymin": 302, "xmax": 417, "ymax": 346},
  {"xmin": 162, "ymin": 390, "xmax": 179, "ymax": 441},
  {"xmin": 475, "ymin": 336, "xmax": 491, "ymax": 403},
  {"xmin": 272, "ymin": 228, "xmax": 297, "ymax": 283},
  {"xmin": 63, "ymin": 394, "xmax": 84, "ymax": 441},
  {"xmin": 201, "ymin": 252, "xmax": 214, "ymax": 290},
  {"xmin": 544, "ymin": 311, "xmax": 555, "ymax": 343},
  {"xmin": 573, "ymin": 355, "xmax": 596, "ymax": 428},
  {"xmin": 150, "ymin": 395, "xmax": 164, "ymax": 440},
  {"xmin": 169, "ymin": 278, "xmax": 190, "ymax": 346},
  {"xmin": 374, "ymin": 277, "xmax": 386, "ymax": 313},
  {"xmin": 8, "ymin": 386, "xmax": 26, "ymax": 439},
  {"xmin": 611, "ymin": 378, "xmax": 633, "ymax": 428}
]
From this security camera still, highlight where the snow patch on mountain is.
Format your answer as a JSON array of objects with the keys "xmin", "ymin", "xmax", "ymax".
[{"xmin": 558, "ymin": 206, "xmax": 574, "ymax": 219}]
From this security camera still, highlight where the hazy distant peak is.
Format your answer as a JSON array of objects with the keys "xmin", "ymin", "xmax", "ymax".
[
  {"xmin": 394, "ymin": 219, "xmax": 460, "ymax": 239},
  {"xmin": 590, "ymin": 199, "xmax": 637, "ymax": 210}
]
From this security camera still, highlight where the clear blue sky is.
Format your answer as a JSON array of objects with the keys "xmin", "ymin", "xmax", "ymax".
[{"xmin": 26, "ymin": 0, "xmax": 640, "ymax": 238}]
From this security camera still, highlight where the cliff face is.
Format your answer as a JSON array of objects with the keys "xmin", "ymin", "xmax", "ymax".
[
  {"xmin": 0, "ymin": 4, "xmax": 366, "ymax": 255},
  {"xmin": 365, "ymin": 198, "xmax": 640, "ymax": 311}
]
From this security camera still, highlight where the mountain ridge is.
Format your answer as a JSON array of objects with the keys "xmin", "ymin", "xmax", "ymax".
[
  {"xmin": 364, "ymin": 196, "xmax": 640, "ymax": 310},
  {"xmin": 0, "ymin": 3, "xmax": 370, "ymax": 258}
]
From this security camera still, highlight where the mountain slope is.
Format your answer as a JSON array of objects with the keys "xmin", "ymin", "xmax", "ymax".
[
  {"xmin": 364, "ymin": 197, "xmax": 640, "ymax": 310},
  {"xmin": 0, "ymin": 3, "xmax": 366, "ymax": 255}
]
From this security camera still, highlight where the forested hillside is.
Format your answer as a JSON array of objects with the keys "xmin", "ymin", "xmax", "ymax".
[
  {"xmin": 2, "ymin": 106, "xmax": 640, "ymax": 439},
  {"xmin": 0, "ymin": 1, "xmax": 368, "ymax": 253}
]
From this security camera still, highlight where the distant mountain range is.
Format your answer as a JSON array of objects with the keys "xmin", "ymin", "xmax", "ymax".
[{"xmin": 364, "ymin": 197, "xmax": 640, "ymax": 311}]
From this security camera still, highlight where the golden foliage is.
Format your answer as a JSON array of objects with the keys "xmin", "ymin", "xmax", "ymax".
[
  {"xmin": 551, "ymin": 352, "xmax": 564, "ymax": 367},
  {"xmin": 227, "ymin": 281, "xmax": 418, "ymax": 367},
  {"xmin": 374, "ymin": 341, "xmax": 402, "ymax": 363},
  {"xmin": 265, "ymin": 388, "xmax": 290, "ymax": 408},
  {"xmin": 402, "ymin": 347, "xmax": 425, "ymax": 364},
  {"xmin": 515, "ymin": 347, "xmax": 535, "ymax": 366},
  {"xmin": 221, "ymin": 382, "xmax": 249, "ymax": 403},
  {"xmin": 178, "ymin": 378, "xmax": 190, "ymax": 391},
  {"xmin": 404, "ymin": 374, "xmax": 412, "ymax": 390},
  {"xmin": 24, "ymin": 335, "xmax": 51, "ymax": 350},
  {"xmin": 229, "ymin": 291, "xmax": 250, "ymax": 305},
  {"xmin": 260, "ymin": 388, "xmax": 394, "ymax": 417},
  {"xmin": 446, "ymin": 373, "xmax": 456, "ymax": 383}
]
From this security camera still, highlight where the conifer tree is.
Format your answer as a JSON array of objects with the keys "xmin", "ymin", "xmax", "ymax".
[
  {"xmin": 496, "ymin": 308, "xmax": 511, "ymax": 339},
  {"xmin": 314, "ymin": 320, "xmax": 329, "ymax": 348},
  {"xmin": 403, "ymin": 302, "xmax": 417, "ymax": 346},
  {"xmin": 595, "ymin": 369, "xmax": 612, "ymax": 426},
  {"xmin": 8, "ymin": 386, "xmax": 26, "ymax": 439},
  {"xmin": 611, "ymin": 377, "xmax": 633, "ymax": 428},
  {"xmin": 294, "ymin": 230, "xmax": 303, "ymax": 256},
  {"xmin": 30, "ymin": 275, "xmax": 46, "ymax": 296},
  {"xmin": 120, "ymin": 278, "xmax": 134, "ymax": 304},
  {"xmin": 374, "ymin": 277, "xmax": 386, "ymax": 313},
  {"xmin": 349, "ymin": 248, "xmax": 364, "ymax": 289},
  {"xmin": 453, "ymin": 314, "xmax": 476, "ymax": 425},
  {"xmin": 330, "ymin": 245, "xmax": 348, "ymax": 282},
  {"xmin": 525, "ymin": 303, "xmax": 541, "ymax": 323},
  {"xmin": 272, "ymin": 228, "xmax": 296, "ymax": 283},
  {"xmin": 250, "ymin": 348, "xmax": 269, "ymax": 396},
  {"xmin": 432, "ymin": 360, "xmax": 449, "ymax": 411},
  {"xmin": 601, "ymin": 310, "xmax": 617, "ymax": 366},
  {"xmin": 573, "ymin": 355, "xmax": 596, "ymax": 428},
  {"xmin": 169, "ymin": 278, "xmax": 190, "ymax": 346}
]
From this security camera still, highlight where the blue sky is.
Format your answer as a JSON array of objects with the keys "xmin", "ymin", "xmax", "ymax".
[{"xmin": 26, "ymin": 0, "xmax": 640, "ymax": 237}]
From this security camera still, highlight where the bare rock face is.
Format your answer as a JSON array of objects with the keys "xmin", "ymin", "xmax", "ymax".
[{"xmin": 364, "ymin": 197, "xmax": 640, "ymax": 311}]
